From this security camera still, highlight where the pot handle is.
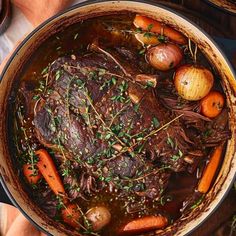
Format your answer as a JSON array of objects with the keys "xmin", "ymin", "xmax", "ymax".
[{"xmin": 0, "ymin": 176, "xmax": 14, "ymax": 206}]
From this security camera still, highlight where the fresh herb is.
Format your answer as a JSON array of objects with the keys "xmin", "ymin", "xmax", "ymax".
[
  {"xmin": 152, "ymin": 117, "xmax": 160, "ymax": 128},
  {"xmin": 158, "ymin": 35, "xmax": 166, "ymax": 43},
  {"xmin": 62, "ymin": 168, "xmax": 70, "ymax": 177},
  {"xmin": 111, "ymin": 94, "xmax": 126, "ymax": 103},
  {"xmin": 171, "ymin": 155, "xmax": 180, "ymax": 161},
  {"xmin": 98, "ymin": 68, "xmax": 106, "ymax": 76},
  {"xmin": 36, "ymin": 80, "xmax": 46, "ymax": 92},
  {"xmin": 105, "ymin": 176, "xmax": 112, "ymax": 182},
  {"xmin": 139, "ymin": 48, "xmax": 146, "ymax": 55},
  {"xmin": 190, "ymin": 195, "xmax": 205, "ymax": 209},
  {"xmin": 88, "ymin": 71, "xmax": 97, "ymax": 80},
  {"xmin": 143, "ymin": 32, "xmax": 152, "ymax": 38},
  {"xmin": 118, "ymin": 81, "xmax": 128, "ymax": 93},
  {"xmin": 167, "ymin": 137, "xmax": 174, "ymax": 148},
  {"xmin": 33, "ymin": 95, "xmax": 40, "ymax": 100},
  {"xmin": 99, "ymin": 76, "xmax": 117, "ymax": 90},
  {"xmin": 144, "ymin": 80, "xmax": 155, "ymax": 88},
  {"xmin": 56, "ymin": 195, "xmax": 64, "ymax": 210},
  {"xmin": 55, "ymin": 70, "xmax": 62, "ymax": 81},
  {"xmin": 41, "ymin": 66, "xmax": 49, "ymax": 75},
  {"xmin": 147, "ymin": 24, "xmax": 153, "ymax": 31},
  {"xmin": 135, "ymin": 27, "xmax": 142, "ymax": 33},
  {"xmin": 134, "ymin": 104, "xmax": 140, "ymax": 112},
  {"xmin": 203, "ymin": 129, "xmax": 212, "ymax": 137},
  {"xmin": 171, "ymin": 150, "xmax": 183, "ymax": 161}
]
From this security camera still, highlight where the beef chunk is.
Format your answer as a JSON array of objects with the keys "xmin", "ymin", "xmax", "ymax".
[{"xmin": 33, "ymin": 47, "xmax": 227, "ymax": 200}]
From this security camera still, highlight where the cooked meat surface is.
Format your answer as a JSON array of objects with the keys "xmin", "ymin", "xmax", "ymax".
[{"xmin": 33, "ymin": 46, "xmax": 230, "ymax": 201}]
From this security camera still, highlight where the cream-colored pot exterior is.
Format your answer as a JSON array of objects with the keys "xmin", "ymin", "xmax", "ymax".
[{"xmin": 0, "ymin": 1, "xmax": 235, "ymax": 235}]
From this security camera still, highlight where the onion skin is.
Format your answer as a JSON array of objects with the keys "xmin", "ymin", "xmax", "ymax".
[
  {"xmin": 146, "ymin": 43, "xmax": 183, "ymax": 71},
  {"xmin": 174, "ymin": 64, "xmax": 214, "ymax": 101}
]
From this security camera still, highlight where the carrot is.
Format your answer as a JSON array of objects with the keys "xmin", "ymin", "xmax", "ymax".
[
  {"xmin": 201, "ymin": 91, "xmax": 225, "ymax": 118},
  {"xmin": 35, "ymin": 149, "xmax": 65, "ymax": 196},
  {"xmin": 119, "ymin": 215, "xmax": 168, "ymax": 235},
  {"xmin": 133, "ymin": 15, "xmax": 187, "ymax": 45},
  {"xmin": 198, "ymin": 145, "xmax": 223, "ymax": 193},
  {"xmin": 61, "ymin": 204, "xmax": 81, "ymax": 228},
  {"xmin": 23, "ymin": 164, "xmax": 41, "ymax": 184},
  {"xmin": 135, "ymin": 33, "xmax": 161, "ymax": 45}
]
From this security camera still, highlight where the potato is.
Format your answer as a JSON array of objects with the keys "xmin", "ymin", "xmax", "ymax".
[{"xmin": 85, "ymin": 206, "xmax": 111, "ymax": 231}]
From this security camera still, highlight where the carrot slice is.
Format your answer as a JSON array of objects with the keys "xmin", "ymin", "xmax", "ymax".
[
  {"xmin": 119, "ymin": 215, "xmax": 168, "ymax": 235},
  {"xmin": 135, "ymin": 33, "xmax": 161, "ymax": 45},
  {"xmin": 198, "ymin": 145, "xmax": 223, "ymax": 193},
  {"xmin": 133, "ymin": 15, "xmax": 187, "ymax": 45},
  {"xmin": 35, "ymin": 149, "xmax": 65, "ymax": 195},
  {"xmin": 61, "ymin": 204, "xmax": 81, "ymax": 228},
  {"xmin": 201, "ymin": 91, "xmax": 225, "ymax": 118},
  {"xmin": 23, "ymin": 164, "xmax": 41, "ymax": 184}
]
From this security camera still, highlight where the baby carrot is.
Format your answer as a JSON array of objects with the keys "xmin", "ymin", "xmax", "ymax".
[
  {"xmin": 61, "ymin": 203, "xmax": 81, "ymax": 228},
  {"xmin": 119, "ymin": 215, "xmax": 168, "ymax": 235},
  {"xmin": 198, "ymin": 145, "xmax": 223, "ymax": 193},
  {"xmin": 35, "ymin": 149, "xmax": 65, "ymax": 196},
  {"xmin": 133, "ymin": 15, "xmax": 187, "ymax": 45},
  {"xmin": 23, "ymin": 164, "xmax": 41, "ymax": 184},
  {"xmin": 201, "ymin": 91, "xmax": 225, "ymax": 118}
]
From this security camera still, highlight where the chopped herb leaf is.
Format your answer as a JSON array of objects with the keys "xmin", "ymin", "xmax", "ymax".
[
  {"xmin": 152, "ymin": 117, "xmax": 160, "ymax": 128},
  {"xmin": 167, "ymin": 137, "xmax": 174, "ymax": 148},
  {"xmin": 147, "ymin": 24, "xmax": 153, "ymax": 31},
  {"xmin": 139, "ymin": 48, "xmax": 146, "ymax": 55},
  {"xmin": 135, "ymin": 27, "xmax": 142, "ymax": 33},
  {"xmin": 190, "ymin": 195, "xmax": 205, "ymax": 209}
]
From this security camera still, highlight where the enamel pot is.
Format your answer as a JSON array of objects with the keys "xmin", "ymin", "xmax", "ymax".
[{"xmin": 0, "ymin": 1, "xmax": 235, "ymax": 235}]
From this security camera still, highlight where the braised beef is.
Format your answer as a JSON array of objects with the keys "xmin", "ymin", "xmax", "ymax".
[{"xmin": 33, "ymin": 46, "xmax": 230, "ymax": 202}]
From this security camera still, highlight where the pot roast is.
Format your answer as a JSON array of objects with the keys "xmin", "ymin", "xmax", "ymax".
[{"xmin": 33, "ymin": 44, "xmax": 229, "ymax": 201}]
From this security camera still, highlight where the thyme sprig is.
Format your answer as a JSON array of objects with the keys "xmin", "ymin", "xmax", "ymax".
[
  {"xmin": 83, "ymin": 91, "xmax": 127, "ymax": 147},
  {"xmin": 60, "ymin": 200, "xmax": 100, "ymax": 236},
  {"xmin": 122, "ymin": 166, "xmax": 171, "ymax": 183},
  {"xmin": 116, "ymin": 114, "xmax": 183, "ymax": 157}
]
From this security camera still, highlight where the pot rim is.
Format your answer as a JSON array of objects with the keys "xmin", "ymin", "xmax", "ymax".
[
  {"xmin": 0, "ymin": 1, "xmax": 235, "ymax": 235},
  {"xmin": 203, "ymin": 0, "xmax": 236, "ymax": 16}
]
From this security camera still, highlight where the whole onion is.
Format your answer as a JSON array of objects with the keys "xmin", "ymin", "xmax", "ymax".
[
  {"xmin": 146, "ymin": 43, "xmax": 183, "ymax": 71},
  {"xmin": 174, "ymin": 64, "xmax": 214, "ymax": 101}
]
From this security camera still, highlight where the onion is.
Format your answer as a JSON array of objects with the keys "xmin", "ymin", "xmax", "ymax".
[
  {"xmin": 146, "ymin": 43, "xmax": 183, "ymax": 71},
  {"xmin": 85, "ymin": 206, "xmax": 111, "ymax": 231},
  {"xmin": 174, "ymin": 64, "xmax": 214, "ymax": 101}
]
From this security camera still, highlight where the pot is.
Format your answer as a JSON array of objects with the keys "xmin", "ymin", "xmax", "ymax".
[{"xmin": 0, "ymin": 1, "xmax": 235, "ymax": 235}]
